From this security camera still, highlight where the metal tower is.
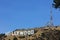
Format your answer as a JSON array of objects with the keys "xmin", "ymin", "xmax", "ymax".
[
  {"xmin": 45, "ymin": 6, "xmax": 54, "ymax": 27},
  {"xmin": 49, "ymin": 7, "xmax": 54, "ymax": 27}
]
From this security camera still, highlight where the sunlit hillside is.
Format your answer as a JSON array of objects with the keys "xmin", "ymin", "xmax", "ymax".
[{"xmin": 0, "ymin": 26, "xmax": 60, "ymax": 40}]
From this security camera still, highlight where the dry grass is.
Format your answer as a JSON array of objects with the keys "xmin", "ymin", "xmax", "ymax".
[{"xmin": 4, "ymin": 26, "xmax": 60, "ymax": 40}]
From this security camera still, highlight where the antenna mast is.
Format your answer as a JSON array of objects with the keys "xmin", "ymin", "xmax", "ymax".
[
  {"xmin": 49, "ymin": 6, "xmax": 54, "ymax": 27},
  {"xmin": 45, "ymin": 6, "xmax": 54, "ymax": 27}
]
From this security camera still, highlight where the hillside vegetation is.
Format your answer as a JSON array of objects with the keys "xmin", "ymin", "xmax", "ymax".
[{"xmin": 0, "ymin": 26, "xmax": 60, "ymax": 40}]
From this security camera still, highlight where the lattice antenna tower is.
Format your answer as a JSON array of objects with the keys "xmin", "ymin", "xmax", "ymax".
[{"xmin": 49, "ymin": 6, "xmax": 54, "ymax": 27}]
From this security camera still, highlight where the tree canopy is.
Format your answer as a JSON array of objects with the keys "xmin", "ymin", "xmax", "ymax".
[{"xmin": 53, "ymin": 0, "xmax": 60, "ymax": 8}]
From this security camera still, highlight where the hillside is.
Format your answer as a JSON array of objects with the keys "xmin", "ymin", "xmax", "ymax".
[{"xmin": 0, "ymin": 26, "xmax": 60, "ymax": 40}]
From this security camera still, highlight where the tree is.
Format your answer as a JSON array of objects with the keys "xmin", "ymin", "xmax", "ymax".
[
  {"xmin": 13, "ymin": 37, "xmax": 18, "ymax": 40},
  {"xmin": 53, "ymin": 0, "xmax": 60, "ymax": 8},
  {"xmin": 0, "ymin": 33, "xmax": 6, "ymax": 40}
]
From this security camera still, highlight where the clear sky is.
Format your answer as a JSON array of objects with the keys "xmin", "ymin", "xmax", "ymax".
[{"xmin": 0, "ymin": 0, "xmax": 60, "ymax": 33}]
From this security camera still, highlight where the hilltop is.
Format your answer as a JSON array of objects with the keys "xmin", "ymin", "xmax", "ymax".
[{"xmin": 0, "ymin": 26, "xmax": 60, "ymax": 40}]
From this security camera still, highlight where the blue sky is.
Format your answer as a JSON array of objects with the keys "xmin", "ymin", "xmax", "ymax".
[{"xmin": 0, "ymin": 0, "xmax": 60, "ymax": 33}]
